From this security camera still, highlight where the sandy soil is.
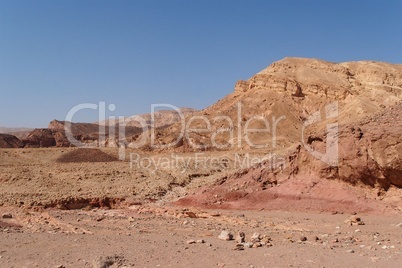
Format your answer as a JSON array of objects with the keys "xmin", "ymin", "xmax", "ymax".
[
  {"xmin": 1, "ymin": 206, "xmax": 402, "ymax": 268},
  {"xmin": 1, "ymin": 148, "xmax": 401, "ymax": 267}
]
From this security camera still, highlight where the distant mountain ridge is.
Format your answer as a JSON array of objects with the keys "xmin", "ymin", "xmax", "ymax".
[
  {"xmin": 0, "ymin": 127, "xmax": 33, "ymax": 133},
  {"xmin": 97, "ymin": 107, "xmax": 197, "ymax": 128},
  {"xmin": 0, "ymin": 127, "xmax": 33, "ymax": 139}
]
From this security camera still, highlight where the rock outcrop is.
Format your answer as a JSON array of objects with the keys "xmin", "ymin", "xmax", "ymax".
[
  {"xmin": 98, "ymin": 108, "xmax": 197, "ymax": 129},
  {"xmin": 0, "ymin": 134, "xmax": 23, "ymax": 148},
  {"xmin": 142, "ymin": 58, "xmax": 401, "ymax": 152},
  {"xmin": 21, "ymin": 120, "xmax": 144, "ymax": 148},
  {"xmin": 174, "ymin": 58, "xmax": 402, "ymax": 210},
  {"xmin": 304, "ymin": 103, "xmax": 402, "ymax": 190},
  {"xmin": 23, "ymin": 129, "xmax": 57, "ymax": 148}
]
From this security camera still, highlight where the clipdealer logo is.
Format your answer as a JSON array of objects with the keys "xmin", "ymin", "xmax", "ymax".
[{"xmin": 64, "ymin": 101, "xmax": 338, "ymax": 169}]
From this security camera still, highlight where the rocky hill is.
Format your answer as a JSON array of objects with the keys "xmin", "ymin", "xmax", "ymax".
[
  {"xmin": 0, "ymin": 134, "xmax": 23, "ymax": 148},
  {"xmin": 148, "ymin": 58, "xmax": 401, "ymax": 151},
  {"xmin": 20, "ymin": 120, "xmax": 144, "ymax": 148},
  {"xmin": 170, "ymin": 57, "xmax": 402, "ymax": 208},
  {"xmin": 0, "ymin": 127, "xmax": 33, "ymax": 139},
  {"xmin": 0, "ymin": 57, "xmax": 401, "ymax": 213},
  {"xmin": 98, "ymin": 107, "xmax": 197, "ymax": 128}
]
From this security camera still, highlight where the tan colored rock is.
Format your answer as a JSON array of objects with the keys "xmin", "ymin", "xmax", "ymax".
[
  {"xmin": 235, "ymin": 232, "xmax": 245, "ymax": 243},
  {"xmin": 218, "ymin": 230, "xmax": 233, "ymax": 241}
]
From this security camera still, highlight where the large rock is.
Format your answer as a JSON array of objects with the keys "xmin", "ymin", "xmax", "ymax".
[
  {"xmin": 0, "ymin": 134, "xmax": 23, "ymax": 148},
  {"xmin": 334, "ymin": 104, "xmax": 402, "ymax": 188},
  {"xmin": 23, "ymin": 129, "xmax": 56, "ymax": 148}
]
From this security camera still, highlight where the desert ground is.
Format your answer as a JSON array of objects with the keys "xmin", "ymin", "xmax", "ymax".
[
  {"xmin": 1, "ymin": 58, "xmax": 402, "ymax": 267},
  {"xmin": 1, "ymin": 148, "xmax": 401, "ymax": 268}
]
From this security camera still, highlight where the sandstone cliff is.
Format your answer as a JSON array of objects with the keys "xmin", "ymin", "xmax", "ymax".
[{"xmin": 173, "ymin": 57, "xmax": 402, "ymax": 209}]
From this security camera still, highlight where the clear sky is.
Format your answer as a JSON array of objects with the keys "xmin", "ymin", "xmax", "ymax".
[{"xmin": 1, "ymin": 0, "xmax": 402, "ymax": 127}]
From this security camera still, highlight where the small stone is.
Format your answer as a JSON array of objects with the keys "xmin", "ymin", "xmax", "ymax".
[
  {"xmin": 92, "ymin": 256, "xmax": 116, "ymax": 268},
  {"xmin": 321, "ymin": 234, "xmax": 329, "ymax": 239},
  {"xmin": 396, "ymin": 223, "xmax": 402, "ymax": 228},
  {"xmin": 250, "ymin": 232, "xmax": 262, "ymax": 243},
  {"xmin": 355, "ymin": 229, "xmax": 361, "ymax": 233},
  {"xmin": 344, "ymin": 219, "xmax": 352, "ymax": 225},
  {"xmin": 218, "ymin": 230, "xmax": 233, "ymax": 241},
  {"xmin": 196, "ymin": 239, "xmax": 205, "ymax": 244},
  {"xmin": 252, "ymin": 242, "xmax": 262, "ymax": 248},
  {"xmin": 381, "ymin": 245, "xmax": 389, "ymax": 249},
  {"xmin": 350, "ymin": 216, "xmax": 361, "ymax": 222},
  {"xmin": 186, "ymin": 240, "xmax": 196, "ymax": 244},
  {"xmin": 233, "ymin": 244, "xmax": 244, "ymax": 251},
  {"xmin": 346, "ymin": 249, "xmax": 355, "ymax": 253},
  {"xmin": 1, "ymin": 213, "xmax": 12, "ymax": 219},
  {"xmin": 244, "ymin": 242, "xmax": 253, "ymax": 248},
  {"xmin": 261, "ymin": 235, "xmax": 272, "ymax": 244},
  {"xmin": 236, "ymin": 232, "xmax": 245, "ymax": 243},
  {"xmin": 299, "ymin": 236, "xmax": 307, "ymax": 242}
]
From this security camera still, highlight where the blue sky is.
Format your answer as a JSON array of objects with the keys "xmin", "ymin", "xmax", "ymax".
[{"xmin": 1, "ymin": 0, "xmax": 401, "ymax": 127}]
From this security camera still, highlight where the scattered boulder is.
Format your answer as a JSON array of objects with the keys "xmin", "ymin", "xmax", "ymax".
[
  {"xmin": 233, "ymin": 244, "xmax": 244, "ymax": 251},
  {"xmin": 345, "ymin": 216, "xmax": 365, "ymax": 226},
  {"xmin": 236, "ymin": 232, "xmax": 245, "ymax": 243},
  {"xmin": 252, "ymin": 242, "xmax": 262, "ymax": 248},
  {"xmin": 218, "ymin": 230, "xmax": 233, "ymax": 241},
  {"xmin": 244, "ymin": 242, "xmax": 253, "ymax": 248},
  {"xmin": 92, "ymin": 254, "xmax": 125, "ymax": 268},
  {"xmin": 250, "ymin": 232, "xmax": 262, "ymax": 243},
  {"xmin": 92, "ymin": 255, "xmax": 116, "ymax": 268},
  {"xmin": 1, "ymin": 213, "xmax": 13, "ymax": 219},
  {"xmin": 299, "ymin": 235, "xmax": 307, "ymax": 242}
]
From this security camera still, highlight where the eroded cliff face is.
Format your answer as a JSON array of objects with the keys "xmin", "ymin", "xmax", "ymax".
[
  {"xmin": 293, "ymin": 102, "xmax": 401, "ymax": 187},
  {"xmin": 176, "ymin": 102, "xmax": 402, "ymax": 211},
  {"xmin": 174, "ymin": 58, "xmax": 402, "ymax": 209},
  {"xmin": 150, "ymin": 58, "xmax": 401, "ymax": 151},
  {"xmin": 235, "ymin": 57, "xmax": 402, "ymax": 100}
]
